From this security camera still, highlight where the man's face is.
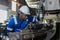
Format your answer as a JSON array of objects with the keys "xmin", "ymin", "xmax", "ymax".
[{"xmin": 19, "ymin": 12, "xmax": 27, "ymax": 20}]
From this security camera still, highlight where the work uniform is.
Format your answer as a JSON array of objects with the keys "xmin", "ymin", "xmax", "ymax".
[
  {"xmin": 7, "ymin": 15, "xmax": 38, "ymax": 40},
  {"xmin": 7, "ymin": 15, "xmax": 38, "ymax": 33}
]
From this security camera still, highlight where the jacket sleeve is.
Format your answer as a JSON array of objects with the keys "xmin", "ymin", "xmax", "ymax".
[
  {"xmin": 32, "ymin": 16, "xmax": 38, "ymax": 22},
  {"xmin": 28, "ymin": 15, "xmax": 38, "ymax": 22},
  {"xmin": 7, "ymin": 18, "xmax": 14, "ymax": 33}
]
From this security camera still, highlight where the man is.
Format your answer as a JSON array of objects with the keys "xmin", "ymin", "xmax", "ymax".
[
  {"xmin": 7, "ymin": 4, "xmax": 38, "ymax": 40},
  {"xmin": 7, "ymin": 5, "xmax": 38, "ymax": 33}
]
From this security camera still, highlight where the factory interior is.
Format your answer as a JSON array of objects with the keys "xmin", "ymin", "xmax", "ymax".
[{"xmin": 0, "ymin": 0, "xmax": 60, "ymax": 40}]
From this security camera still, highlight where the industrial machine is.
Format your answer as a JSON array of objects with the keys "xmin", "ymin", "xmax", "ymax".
[
  {"xmin": 0, "ymin": 0, "xmax": 58, "ymax": 40},
  {"xmin": 45, "ymin": 0, "xmax": 60, "ymax": 13}
]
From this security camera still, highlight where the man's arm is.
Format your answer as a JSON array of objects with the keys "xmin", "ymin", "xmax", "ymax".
[
  {"xmin": 7, "ymin": 18, "xmax": 14, "ymax": 33},
  {"xmin": 32, "ymin": 16, "xmax": 38, "ymax": 22},
  {"xmin": 28, "ymin": 15, "xmax": 38, "ymax": 22}
]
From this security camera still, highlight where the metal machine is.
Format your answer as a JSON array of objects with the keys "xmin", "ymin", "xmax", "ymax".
[{"xmin": 0, "ymin": 0, "xmax": 57, "ymax": 40}]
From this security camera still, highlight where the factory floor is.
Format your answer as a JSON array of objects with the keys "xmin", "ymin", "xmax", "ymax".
[{"xmin": 0, "ymin": 32, "xmax": 59, "ymax": 40}]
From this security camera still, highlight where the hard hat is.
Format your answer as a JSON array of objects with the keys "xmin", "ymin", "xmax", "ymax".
[{"xmin": 19, "ymin": 5, "xmax": 30, "ymax": 15}]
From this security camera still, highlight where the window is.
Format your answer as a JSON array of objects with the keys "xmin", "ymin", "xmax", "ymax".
[{"xmin": 0, "ymin": 10, "xmax": 7, "ymax": 23}]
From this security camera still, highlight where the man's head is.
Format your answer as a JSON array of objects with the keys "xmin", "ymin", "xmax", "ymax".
[{"xmin": 18, "ymin": 6, "xmax": 30, "ymax": 20}]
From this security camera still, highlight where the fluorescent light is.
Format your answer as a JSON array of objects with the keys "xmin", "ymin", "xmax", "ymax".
[{"xmin": 11, "ymin": 1, "xmax": 16, "ymax": 11}]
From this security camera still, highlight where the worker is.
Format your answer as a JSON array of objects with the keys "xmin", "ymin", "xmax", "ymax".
[
  {"xmin": 7, "ymin": 5, "xmax": 38, "ymax": 33},
  {"xmin": 7, "ymin": 1, "xmax": 37, "ymax": 40},
  {"xmin": 7, "ymin": 1, "xmax": 38, "ymax": 40},
  {"xmin": 7, "ymin": 0, "xmax": 38, "ymax": 33}
]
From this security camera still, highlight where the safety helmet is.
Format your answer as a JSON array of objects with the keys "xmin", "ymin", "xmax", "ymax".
[{"xmin": 19, "ymin": 5, "xmax": 30, "ymax": 15}]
